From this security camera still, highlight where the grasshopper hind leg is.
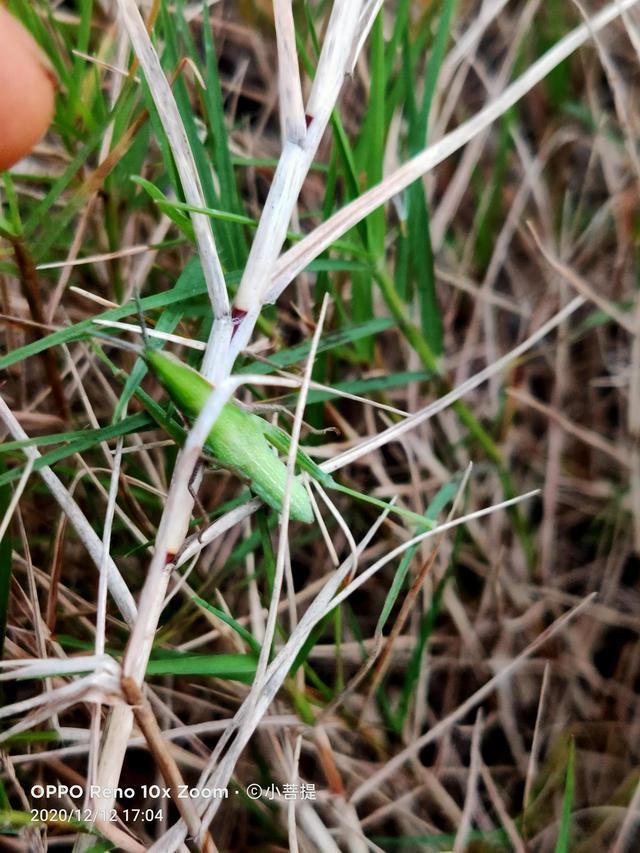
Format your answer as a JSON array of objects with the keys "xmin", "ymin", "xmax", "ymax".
[{"xmin": 187, "ymin": 459, "xmax": 210, "ymax": 535}]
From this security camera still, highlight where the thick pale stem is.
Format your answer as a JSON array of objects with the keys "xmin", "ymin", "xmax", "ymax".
[{"xmin": 232, "ymin": 0, "xmax": 366, "ymax": 318}]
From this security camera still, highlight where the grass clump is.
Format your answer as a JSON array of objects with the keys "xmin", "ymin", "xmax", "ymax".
[{"xmin": 0, "ymin": 1, "xmax": 639, "ymax": 850}]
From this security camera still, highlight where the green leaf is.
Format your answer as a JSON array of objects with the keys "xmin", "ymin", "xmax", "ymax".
[
  {"xmin": 282, "ymin": 369, "xmax": 432, "ymax": 406},
  {"xmin": 131, "ymin": 176, "xmax": 195, "ymax": 240},
  {"xmin": 0, "ymin": 257, "xmax": 209, "ymax": 372},
  {"xmin": 240, "ymin": 318, "xmax": 395, "ymax": 375},
  {"xmin": 375, "ymin": 476, "xmax": 461, "ymax": 636},
  {"xmin": 257, "ymin": 508, "xmax": 276, "ymax": 600},
  {"xmin": 555, "ymin": 738, "xmax": 576, "ymax": 853},
  {"xmin": 192, "ymin": 597, "xmax": 261, "ymax": 655},
  {"xmin": 402, "ymin": 0, "xmax": 458, "ymax": 354},
  {"xmin": 0, "ymin": 412, "xmax": 152, "ymax": 458},
  {"xmin": 146, "ymin": 653, "xmax": 257, "ymax": 683},
  {"xmin": 0, "ymin": 413, "xmax": 154, "ymax": 488},
  {"xmin": 201, "ymin": 2, "xmax": 248, "ymax": 269},
  {"xmin": 0, "ymin": 809, "xmax": 46, "ymax": 830}
]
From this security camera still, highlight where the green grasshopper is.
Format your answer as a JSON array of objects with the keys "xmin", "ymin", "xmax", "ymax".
[
  {"xmin": 95, "ymin": 329, "xmax": 435, "ymax": 530},
  {"xmin": 144, "ymin": 347, "xmax": 316, "ymax": 523}
]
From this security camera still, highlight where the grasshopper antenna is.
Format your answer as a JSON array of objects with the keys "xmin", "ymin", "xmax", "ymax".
[
  {"xmin": 90, "ymin": 330, "xmax": 144, "ymax": 354},
  {"xmin": 134, "ymin": 287, "xmax": 151, "ymax": 349}
]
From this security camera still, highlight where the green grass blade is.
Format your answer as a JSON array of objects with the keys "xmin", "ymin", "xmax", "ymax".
[
  {"xmin": 193, "ymin": 596, "xmax": 261, "ymax": 655},
  {"xmin": 239, "ymin": 317, "xmax": 395, "ymax": 375},
  {"xmin": 146, "ymin": 653, "xmax": 257, "ymax": 683},
  {"xmin": 555, "ymin": 738, "xmax": 576, "ymax": 853},
  {"xmin": 0, "ymin": 412, "xmax": 152, "ymax": 457},
  {"xmin": 0, "ymin": 413, "xmax": 154, "ymax": 488},
  {"xmin": 131, "ymin": 176, "xmax": 195, "ymax": 240},
  {"xmin": 200, "ymin": 1, "xmax": 248, "ymax": 269}
]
